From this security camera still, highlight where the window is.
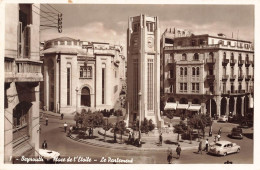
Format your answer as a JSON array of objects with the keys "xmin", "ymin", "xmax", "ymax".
[
  {"xmin": 246, "ymin": 82, "xmax": 249, "ymax": 92},
  {"xmin": 180, "ymin": 67, "xmax": 183, "ymax": 76},
  {"xmin": 223, "ymin": 66, "xmax": 226, "ymax": 75},
  {"xmin": 231, "ymin": 53, "xmax": 234, "ymax": 61},
  {"xmin": 169, "ymin": 53, "xmax": 174, "ymax": 63},
  {"xmin": 192, "ymin": 83, "xmax": 199, "ymax": 93},
  {"xmin": 180, "ymin": 83, "xmax": 187, "ymax": 92},
  {"xmin": 191, "ymin": 40, "xmax": 196, "ymax": 46},
  {"xmin": 169, "ymin": 70, "xmax": 174, "ymax": 78},
  {"xmin": 231, "ymin": 83, "xmax": 234, "ymax": 93},
  {"xmin": 223, "ymin": 82, "xmax": 226, "ymax": 93},
  {"xmin": 147, "ymin": 59, "xmax": 154, "ymax": 110},
  {"xmin": 193, "ymin": 53, "xmax": 199, "ymax": 60},
  {"xmin": 238, "ymin": 82, "xmax": 242, "ymax": 91},
  {"xmin": 192, "ymin": 67, "xmax": 196, "ymax": 76},
  {"xmin": 239, "ymin": 54, "xmax": 242, "ymax": 61},
  {"xmin": 102, "ymin": 68, "xmax": 105, "ymax": 104},
  {"xmin": 184, "ymin": 67, "xmax": 187, "ymax": 76},
  {"xmin": 246, "ymin": 67, "xmax": 249, "ymax": 76},
  {"xmin": 80, "ymin": 66, "xmax": 92, "ymax": 78},
  {"xmin": 146, "ymin": 22, "xmax": 154, "ymax": 32},
  {"xmin": 239, "ymin": 67, "xmax": 243, "ymax": 76},
  {"xmin": 227, "ymin": 41, "xmax": 231, "ymax": 46},
  {"xmin": 182, "ymin": 53, "xmax": 187, "ymax": 60},
  {"xmin": 231, "ymin": 66, "xmax": 234, "ymax": 76},
  {"xmin": 196, "ymin": 67, "xmax": 200, "ymax": 76},
  {"xmin": 170, "ymin": 85, "xmax": 174, "ymax": 93},
  {"xmin": 133, "ymin": 23, "xmax": 140, "ymax": 32}
]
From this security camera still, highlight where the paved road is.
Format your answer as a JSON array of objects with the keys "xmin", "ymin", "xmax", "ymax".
[{"xmin": 39, "ymin": 115, "xmax": 253, "ymax": 164}]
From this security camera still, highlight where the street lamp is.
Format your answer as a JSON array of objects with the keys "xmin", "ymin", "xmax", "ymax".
[{"xmin": 75, "ymin": 87, "xmax": 78, "ymax": 114}]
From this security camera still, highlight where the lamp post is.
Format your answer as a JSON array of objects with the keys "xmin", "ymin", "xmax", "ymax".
[
  {"xmin": 75, "ymin": 87, "xmax": 78, "ymax": 114},
  {"xmin": 138, "ymin": 91, "xmax": 142, "ymax": 140}
]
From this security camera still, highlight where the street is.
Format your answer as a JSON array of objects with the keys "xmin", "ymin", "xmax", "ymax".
[{"xmin": 39, "ymin": 114, "xmax": 253, "ymax": 164}]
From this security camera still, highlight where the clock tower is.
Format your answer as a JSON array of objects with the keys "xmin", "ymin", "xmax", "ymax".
[{"xmin": 126, "ymin": 14, "xmax": 163, "ymax": 128}]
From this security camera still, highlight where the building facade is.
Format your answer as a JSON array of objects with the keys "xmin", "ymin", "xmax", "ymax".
[
  {"xmin": 126, "ymin": 14, "xmax": 163, "ymax": 127},
  {"xmin": 161, "ymin": 28, "xmax": 254, "ymax": 117},
  {"xmin": 41, "ymin": 37, "xmax": 126, "ymax": 114},
  {"xmin": 4, "ymin": 4, "xmax": 42, "ymax": 163}
]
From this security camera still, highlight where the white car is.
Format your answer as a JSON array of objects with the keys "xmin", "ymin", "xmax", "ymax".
[
  {"xmin": 209, "ymin": 141, "xmax": 240, "ymax": 156},
  {"xmin": 218, "ymin": 115, "xmax": 228, "ymax": 122},
  {"xmin": 39, "ymin": 149, "xmax": 60, "ymax": 162}
]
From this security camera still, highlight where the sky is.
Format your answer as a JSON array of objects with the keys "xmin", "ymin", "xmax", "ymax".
[{"xmin": 40, "ymin": 4, "xmax": 254, "ymax": 54}]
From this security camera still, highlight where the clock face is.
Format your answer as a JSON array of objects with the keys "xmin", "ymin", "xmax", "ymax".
[{"xmin": 147, "ymin": 37, "xmax": 154, "ymax": 48}]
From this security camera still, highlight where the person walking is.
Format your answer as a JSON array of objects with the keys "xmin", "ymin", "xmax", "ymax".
[
  {"xmin": 159, "ymin": 133, "xmax": 163, "ymax": 146},
  {"xmin": 64, "ymin": 122, "xmax": 68, "ymax": 133},
  {"xmin": 167, "ymin": 149, "xmax": 173, "ymax": 164},
  {"xmin": 218, "ymin": 127, "xmax": 222, "ymax": 135},
  {"xmin": 197, "ymin": 141, "xmax": 202, "ymax": 154},
  {"xmin": 61, "ymin": 113, "xmax": 64, "ymax": 120},
  {"xmin": 176, "ymin": 144, "xmax": 181, "ymax": 159},
  {"xmin": 203, "ymin": 139, "xmax": 209, "ymax": 152},
  {"xmin": 45, "ymin": 117, "xmax": 48, "ymax": 126},
  {"xmin": 42, "ymin": 140, "xmax": 48, "ymax": 149},
  {"xmin": 217, "ymin": 134, "xmax": 221, "ymax": 141}
]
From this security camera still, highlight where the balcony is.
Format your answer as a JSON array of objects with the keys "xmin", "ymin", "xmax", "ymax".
[
  {"xmin": 222, "ymin": 59, "xmax": 229, "ymax": 66},
  {"xmin": 238, "ymin": 60, "xmax": 244, "ymax": 66},
  {"xmin": 245, "ymin": 75, "xmax": 251, "ymax": 81},
  {"xmin": 206, "ymin": 90, "xmax": 214, "ymax": 95},
  {"xmin": 238, "ymin": 75, "xmax": 244, "ymax": 81},
  {"xmin": 245, "ymin": 60, "xmax": 251, "ymax": 67},
  {"xmin": 230, "ymin": 75, "xmax": 236, "ymax": 81},
  {"xmin": 230, "ymin": 59, "xmax": 237, "ymax": 66},
  {"xmin": 15, "ymin": 59, "xmax": 43, "ymax": 82},
  {"xmin": 222, "ymin": 75, "xmax": 229, "ymax": 81},
  {"xmin": 206, "ymin": 58, "xmax": 216, "ymax": 64}
]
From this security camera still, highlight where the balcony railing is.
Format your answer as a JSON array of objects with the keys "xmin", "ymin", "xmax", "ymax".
[
  {"xmin": 238, "ymin": 75, "xmax": 244, "ymax": 81},
  {"xmin": 238, "ymin": 60, "xmax": 244, "ymax": 66},
  {"xmin": 222, "ymin": 75, "xmax": 229, "ymax": 80},
  {"xmin": 206, "ymin": 58, "xmax": 216, "ymax": 64},
  {"xmin": 230, "ymin": 75, "xmax": 236, "ymax": 81},
  {"xmin": 245, "ymin": 75, "xmax": 251, "ymax": 81},
  {"xmin": 230, "ymin": 59, "xmax": 237, "ymax": 66},
  {"xmin": 222, "ymin": 59, "xmax": 229, "ymax": 65},
  {"xmin": 245, "ymin": 60, "xmax": 251, "ymax": 67}
]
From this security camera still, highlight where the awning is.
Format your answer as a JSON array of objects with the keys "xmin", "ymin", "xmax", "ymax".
[
  {"xmin": 164, "ymin": 102, "xmax": 177, "ymax": 110},
  {"xmin": 187, "ymin": 105, "xmax": 201, "ymax": 111},
  {"xmin": 176, "ymin": 104, "xmax": 189, "ymax": 109}
]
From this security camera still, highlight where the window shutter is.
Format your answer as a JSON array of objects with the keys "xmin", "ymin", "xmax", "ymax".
[
  {"xmin": 24, "ymin": 26, "xmax": 31, "ymax": 58},
  {"xmin": 17, "ymin": 22, "xmax": 22, "ymax": 58}
]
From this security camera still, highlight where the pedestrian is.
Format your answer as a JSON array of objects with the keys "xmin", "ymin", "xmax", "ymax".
[
  {"xmin": 42, "ymin": 140, "xmax": 48, "ymax": 149},
  {"xmin": 218, "ymin": 127, "xmax": 222, "ymax": 135},
  {"xmin": 45, "ymin": 116, "xmax": 48, "ymax": 126},
  {"xmin": 61, "ymin": 113, "xmax": 64, "ymax": 120},
  {"xmin": 167, "ymin": 149, "xmax": 173, "ymax": 164},
  {"xmin": 64, "ymin": 122, "xmax": 68, "ymax": 133},
  {"xmin": 217, "ymin": 134, "xmax": 221, "ymax": 141},
  {"xmin": 197, "ymin": 141, "xmax": 202, "ymax": 154},
  {"xmin": 69, "ymin": 125, "xmax": 73, "ymax": 134},
  {"xmin": 204, "ymin": 139, "xmax": 209, "ymax": 152},
  {"xmin": 159, "ymin": 133, "xmax": 163, "ymax": 146},
  {"xmin": 176, "ymin": 144, "xmax": 181, "ymax": 159},
  {"xmin": 128, "ymin": 132, "xmax": 132, "ymax": 144}
]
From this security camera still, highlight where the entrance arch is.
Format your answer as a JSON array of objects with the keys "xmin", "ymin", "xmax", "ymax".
[
  {"xmin": 206, "ymin": 99, "xmax": 216, "ymax": 117},
  {"xmin": 221, "ymin": 98, "xmax": 227, "ymax": 115},
  {"xmin": 81, "ymin": 87, "xmax": 91, "ymax": 107}
]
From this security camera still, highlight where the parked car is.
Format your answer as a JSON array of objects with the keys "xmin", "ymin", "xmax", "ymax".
[
  {"xmin": 230, "ymin": 127, "xmax": 243, "ymax": 139},
  {"xmin": 39, "ymin": 149, "xmax": 60, "ymax": 163},
  {"xmin": 209, "ymin": 141, "xmax": 240, "ymax": 156},
  {"xmin": 218, "ymin": 115, "xmax": 228, "ymax": 122}
]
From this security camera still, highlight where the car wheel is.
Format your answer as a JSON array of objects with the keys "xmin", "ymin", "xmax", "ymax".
[
  {"xmin": 237, "ymin": 148, "xmax": 240, "ymax": 153},
  {"xmin": 223, "ymin": 152, "xmax": 227, "ymax": 156}
]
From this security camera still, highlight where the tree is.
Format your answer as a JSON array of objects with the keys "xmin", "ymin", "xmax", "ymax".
[
  {"xmin": 83, "ymin": 111, "xmax": 104, "ymax": 137},
  {"xmin": 165, "ymin": 110, "xmax": 175, "ymax": 126},
  {"xmin": 188, "ymin": 114, "xmax": 207, "ymax": 139},
  {"xmin": 173, "ymin": 121, "xmax": 186, "ymax": 142},
  {"xmin": 114, "ymin": 109, "xmax": 123, "ymax": 117}
]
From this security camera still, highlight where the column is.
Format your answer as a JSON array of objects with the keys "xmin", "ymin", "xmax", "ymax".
[
  {"xmin": 226, "ymin": 98, "xmax": 229, "ymax": 116},
  {"xmin": 241, "ymin": 96, "xmax": 245, "ymax": 116},
  {"xmin": 233, "ymin": 97, "xmax": 237, "ymax": 116}
]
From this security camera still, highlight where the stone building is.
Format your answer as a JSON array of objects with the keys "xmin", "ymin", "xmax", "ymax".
[
  {"xmin": 41, "ymin": 37, "xmax": 126, "ymax": 114},
  {"xmin": 126, "ymin": 14, "xmax": 163, "ymax": 127},
  {"xmin": 161, "ymin": 28, "xmax": 254, "ymax": 118},
  {"xmin": 4, "ymin": 4, "xmax": 42, "ymax": 163}
]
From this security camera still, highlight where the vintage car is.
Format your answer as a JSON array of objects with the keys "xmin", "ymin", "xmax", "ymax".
[
  {"xmin": 209, "ymin": 141, "xmax": 240, "ymax": 156},
  {"xmin": 218, "ymin": 115, "xmax": 228, "ymax": 122},
  {"xmin": 39, "ymin": 149, "xmax": 60, "ymax": 163},
  {"xmin": 230, "ymin": 127, "xmax": 243, "ymax": 139}
]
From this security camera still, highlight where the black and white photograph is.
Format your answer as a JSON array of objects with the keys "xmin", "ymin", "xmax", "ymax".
[{"xmin": 0, "ymin": 0, "xmax": 259, "ymax": 169}]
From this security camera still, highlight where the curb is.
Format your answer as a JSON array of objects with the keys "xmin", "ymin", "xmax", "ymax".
[{"xmin": 68, "ymin": 134, "xmax": 198, "ymax": 151}]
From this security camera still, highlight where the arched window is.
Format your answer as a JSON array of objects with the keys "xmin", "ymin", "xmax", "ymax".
[
  {"xmin": 196, "ymin": 67, "xmax": 200, "ymax": 76},
  {"xmin": 239, "ymin": 54, "xmax": 242, "ymax": 61},
  {"xmin": 192, "ymin": 67, "xmax": 196, "ymax": 76},
  {"xmin": 193, "ymin": 53, "xmax": 199, "ymax": 60},
  {"xmin": 223, "ymin": 52, "xmax": 226, "ymax": 59},
  {"xmin": 231, "ymin": 53, "xmax": 234, "ymax": 60},
  {"xmin": 246, "ymin": 54, "xmax": 249, "ymax": 61},
  {"xmin": 184, "ymin": 67, "xmax": 187, "ymax": 76},
  {"xmin": 180, "ymin": 67, "xmax": 183, "ymax": 76},
  {"xmin": 182, "ymin": 53, "xmax": 187, "ymax": 60},
  {"xmin": 81, "ymin": 87, "xmax": 91, "ymax": 107},
  {"xmin": 209, "ymin": 52, "xmax": 214, "ymax": 60}
]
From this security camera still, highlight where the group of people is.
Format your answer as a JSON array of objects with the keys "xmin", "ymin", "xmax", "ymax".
[
  {"xmin": 127, "ymin": 131, "xmax": 142, "ymax": 147},
  {"xmin": 167, "ymin": 144, "xmax": 182, "ymax": 164}
]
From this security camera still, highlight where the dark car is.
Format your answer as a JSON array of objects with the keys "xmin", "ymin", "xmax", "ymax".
[{"xmin": 230, "ymin": 127, "xmax": 243, "ymax": 139}]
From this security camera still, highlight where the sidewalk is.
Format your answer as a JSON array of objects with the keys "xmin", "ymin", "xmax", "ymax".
[{"xmin": 68, "ymin": 128, "xmax": 210, "ymax": 152}]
